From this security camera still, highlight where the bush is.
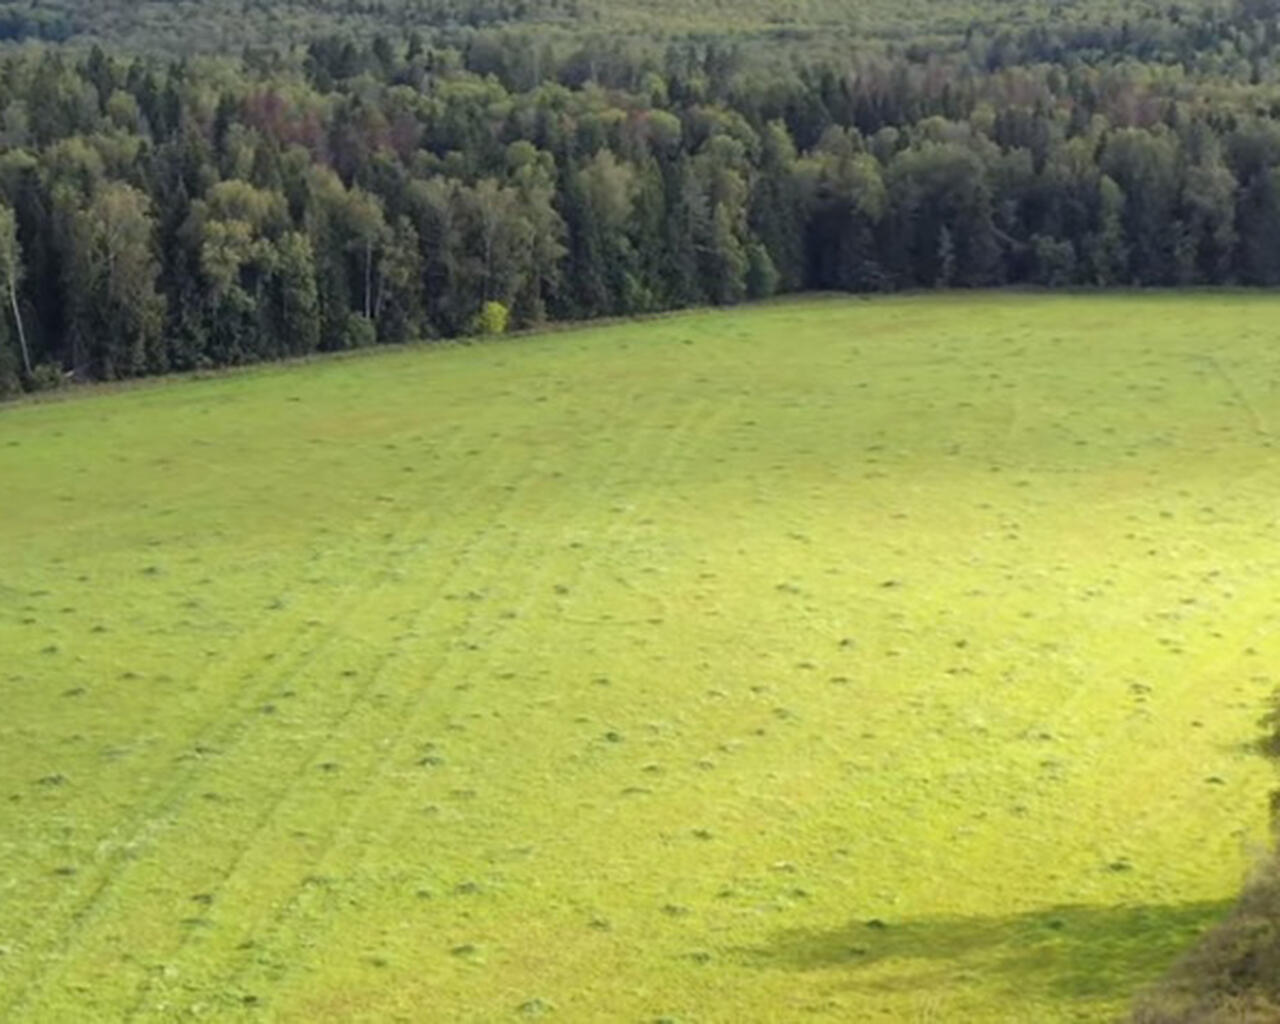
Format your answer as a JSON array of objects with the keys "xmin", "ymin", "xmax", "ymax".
[
  {"xmin": 1132, "ymin": 859, "xmax": 1280, "ymax": 1022},
  {"xmin": 1032, "ymin": 235, "xmax": 1077, "ymax": 287},
  {"xmin": 1132, "ymin": 694, "xmax": 1280, "ymax": 1022},
  {"xmin": 341, "ymin": 314, "xmax": 377, "ymax": 350},
  {"xmin": 470, "ymin": 301, "xmax": 509, "ymax": 337},
  {"xmin": 0, "ymin": 338, "xmax": 18, "ymax": 397},
  {"xmin": 746, "ymin": 243, "xmax": 780, "ymax": 299},
  {"xmin": 28, "ymin": 363, "xmax": 66, "ymax": 391}
]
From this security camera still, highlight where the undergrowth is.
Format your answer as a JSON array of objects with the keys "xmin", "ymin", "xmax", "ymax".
[{"xmin": 1133, "ymin": 698, "xmax": 1280, "ymax": 1023}]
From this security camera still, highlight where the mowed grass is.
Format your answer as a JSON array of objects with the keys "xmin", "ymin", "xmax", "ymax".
[{"xmin": 2, "ymin": 293, "xmax": 1280, "ymax": 1023}]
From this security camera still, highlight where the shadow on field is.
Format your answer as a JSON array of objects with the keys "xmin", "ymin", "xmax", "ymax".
[{"xmin": 742, "ymin": 899, "xmax": 1232, "ymax": 1002}]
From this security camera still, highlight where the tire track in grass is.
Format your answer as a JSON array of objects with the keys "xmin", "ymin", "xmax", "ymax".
[
  {"xmin": 173, "ymin": 519, "xmax": 535, "ymax": 1018},
  {"xmin": 111, "ymin": 647, "xmax": 403, "ymax": 1022},
  {"xmin": 113, "ymin": 403, "xmax": 656, "ymax": 1018},
  {"xmin": 0, "ymin": 547, "xmax": 352, "ymax": 961},
  {"xmin": 218, "ymin": 504, "xmax": 631, "ymax": 978},
  {"xmin": 192, "ymin": 395, "xmax": 704, "ymax": 1011},
  {"xmin": 112, "ymin": 450, "xmax": 540, "ymax": 1022},
  {"xmin": 1194, "ymin": 354, "xmax": 1272, "ymax": 441},
  {"xmin": 17, "ymin": 338, "xmax": 730, "ymax": 1020},
  {"xmin": 4, "ymin": 598, "xmax": 393, "ymax": 1017},
  {"xmin": 214, "ymin": 384, "xmax": 734, "ymax": 1017},
  {"xmin": 2, "ymin": 443, "xmax": 507, "ymax": 1021},
  {"xmin": 0, "ymin": 600, "xmax": 355, "ymax": 1017}
]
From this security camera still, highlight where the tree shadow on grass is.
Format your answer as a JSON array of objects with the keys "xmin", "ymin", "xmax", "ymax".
[{"xmin": 738, "ymin": 899, "xmax": 1233, "ymax": 1008}]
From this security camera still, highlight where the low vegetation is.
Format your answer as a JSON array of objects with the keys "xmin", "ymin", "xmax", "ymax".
[
  {"xmin": 2, "ymin": 294, "xmax": 1278, "ymax": 1021},
  {"xmin": 1134, "ymin": 696, "xmax": 1280, "ymax": 1022}
]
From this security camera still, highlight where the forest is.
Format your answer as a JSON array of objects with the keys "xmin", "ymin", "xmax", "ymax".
[{"xmin": 4, "ymin": 0, "xmax": 1280, "ymax": 391}]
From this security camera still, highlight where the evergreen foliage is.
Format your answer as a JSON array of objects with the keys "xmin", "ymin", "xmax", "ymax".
[{"xmin": 5, "ymin": 2, "xmax": 1280, "ymax": 386}]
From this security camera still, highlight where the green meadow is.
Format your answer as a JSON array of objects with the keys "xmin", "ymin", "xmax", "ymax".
[{"xmin": 2, "ymin": 293, "xmax": 1279, "ymax": 1022}]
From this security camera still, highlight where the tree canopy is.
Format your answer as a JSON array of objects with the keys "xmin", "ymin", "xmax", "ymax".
[{"xmin": 4, "ymin": 0, "xmax": 1280, "ymax": 392}]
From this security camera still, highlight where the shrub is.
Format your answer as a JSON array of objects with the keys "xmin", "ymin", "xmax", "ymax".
[
  {"xmin": 1132, "ymin": 693, "xmax": 1280, "ymax": 1022},
  {"xmin": 470, "ymin": 301, "xmax": 509, "ymax": 337},
  {"xmin": 746, "ymin": 242, "xmax": 780, "ymax": 299},
  {"xmin": 1032, "ymin": 235, "xmax": 1077, "ymax": 287},
  {"xmin": 29, "ymin": 363, "xmax": 66, "ymax": 391},
  {"xmin": 341, "ymin": 314, "xmax": 377, "ymax": 350},
  {"xmin": 1132, "ymin": 860, "xmax": 1280, "ymax": 1022}
]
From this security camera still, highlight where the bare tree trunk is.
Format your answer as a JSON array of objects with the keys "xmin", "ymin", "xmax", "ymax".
[
  {"xmin": 483, "ymin": 226, "xmax": 494, "ymax": 302},
  {"xmin": 8, "ymin": 274, "xmax": 30, "ymax": 376},
  {"xmin": 364, "ymin": 239, "xmax": 373, "ymax": 320}
]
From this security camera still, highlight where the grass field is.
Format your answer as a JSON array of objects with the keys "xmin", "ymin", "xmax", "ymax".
[{"xmin": 2, "ymin": 293, "xmax": 1279, "ymax": 1022}]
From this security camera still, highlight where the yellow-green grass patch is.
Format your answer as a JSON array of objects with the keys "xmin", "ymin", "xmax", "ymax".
[{"xmin": 1, "ymin": 292, "xmax": 1278, "ymax": 1021}]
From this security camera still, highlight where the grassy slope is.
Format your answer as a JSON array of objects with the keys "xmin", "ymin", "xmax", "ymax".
[{"xmin": 1, "ymin": 293, "xmax": 1278, "ymax": 1022}]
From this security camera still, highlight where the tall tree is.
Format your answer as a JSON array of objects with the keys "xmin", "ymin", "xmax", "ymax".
[
  {"xmin": 1099, "ymin": 128, "xmax": 1182, "ymax": 285},
  {"xmin": 62, "ymin": 182, "xmax": 164, "ymax": 378},
  {"xmin": 0, "ymin": 203, "xmax": 31, "ymax": 377}
]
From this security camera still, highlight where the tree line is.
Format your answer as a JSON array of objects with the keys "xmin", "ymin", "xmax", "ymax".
[{"xmin": 6, "ymin": 12, "xmax": 1280, "ymax": 392}]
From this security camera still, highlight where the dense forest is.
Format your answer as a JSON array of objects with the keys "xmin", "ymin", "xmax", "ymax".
[
  {"xmin": 5, "ymin": 0, "xmax": 1280, "ymax": 391},
  {"xmin": 5, "ymin": 0, "xmax": 1232, "ymax": 54}
]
